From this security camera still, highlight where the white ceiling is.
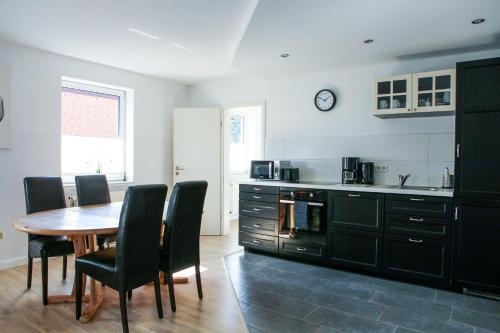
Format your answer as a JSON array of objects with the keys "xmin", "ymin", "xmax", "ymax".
[{"xmin": 0, "ymin": 0, "xmax": 499, "ymax": 84}]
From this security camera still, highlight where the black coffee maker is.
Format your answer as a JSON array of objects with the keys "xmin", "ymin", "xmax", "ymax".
[{"xmin": 342, "ymin": 157, "xmax": 360, "ymax": 184}]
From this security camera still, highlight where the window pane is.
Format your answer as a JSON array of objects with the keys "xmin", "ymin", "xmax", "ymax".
[
  {"xmin": 229, "ymin": 114, "xmax": 244, "ymax": 144},
  {"xmin": 61, "ymin": 84, "xmax": 124, "ymax": 178}
]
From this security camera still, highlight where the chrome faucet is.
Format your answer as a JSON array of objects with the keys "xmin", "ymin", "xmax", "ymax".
[{"xmin": 398, "ymin": 174, "xmax": 411, "ymax": 188}]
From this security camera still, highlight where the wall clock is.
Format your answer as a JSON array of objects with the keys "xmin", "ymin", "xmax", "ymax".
[{"xmin": 314, "ymin": 89, "xmax": 336, "ymax": 111}]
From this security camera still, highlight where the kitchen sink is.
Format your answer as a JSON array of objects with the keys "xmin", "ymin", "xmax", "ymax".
[{"xmin": 378, "ymin": 185, "xmax": 441, "ymax": 191}]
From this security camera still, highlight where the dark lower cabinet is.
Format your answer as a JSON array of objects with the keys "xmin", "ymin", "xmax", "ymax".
[
  {"xmin": 327, "ymin": 229, "xmax": 382, "ymax": 271},
  {"xmin": 383, "ymin": 234, "xmax": 450, "ymax": 284},
  {"xmin": 238, "ymin": 232, "xmax": 278, "ymax": 253},
  {"xmin": 329, "ymin": 191, "xmax": 384, "ymax": 232},
  {"xmin": 453, "ymin": 200, "xmax": 500, "ymax": 294},
  {"xmin": 279, "ymin": 237, "xmax": 325, "ymax": 260},
  {"xmin": 239, "ymin": 216, "xmax": 278, "ymax": 236}
]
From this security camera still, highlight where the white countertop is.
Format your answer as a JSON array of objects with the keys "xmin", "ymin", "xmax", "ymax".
[{"xmin": 236, "ymin": 179, "xmax": 454, "ymax": 197}]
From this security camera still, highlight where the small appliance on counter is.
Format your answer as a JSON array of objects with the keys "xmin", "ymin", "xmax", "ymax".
[
  {"xmin": 442, "ymin": 167, "xmax": 454, "ymax": 189},
  {"xmin": 342, "ymin": 157, "xmax": 360, "ymax": 184},
  {"xmin": 280, "ymin": 167, "xmax": 300, "ymax": 183},
  {"xmin": 360, "ymin": 162, "xmax": 374, "ymax": 185},
  {"xmin": 250, "ymin": 160, "xmax": 290, "ymax": 180}
]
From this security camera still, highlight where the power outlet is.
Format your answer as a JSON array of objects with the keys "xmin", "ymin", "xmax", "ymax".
[
  {"xmin": 375, "ymin": 164, "xmax": 388, "ymax": 173},
  {"xmin": 0, "ymin": 231, "xmax": 3, "ymax": 240}
]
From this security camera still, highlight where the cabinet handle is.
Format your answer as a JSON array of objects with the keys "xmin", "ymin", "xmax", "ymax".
[
  {"xmin": 253, "ymin": 208, "xmax": 263, "ymax": 212},
  {"xmin": 409, "ymin": 198, "xmax": 425, "ymax": 202},
  {"xmin": 253, "ymin": 224, "xmax": 262, "ymax": 228},
  {"xmin": 241, "ymin": 209, "xmax": 253, "ymax": 213},
  {"xmin": 456, "ymin": 144, "xmax": 461, "ymax": 159},
  {"xmin": 348, "ymin": 194, "xmax": 361, "ymax": 197},
  {"xmin": 409, "ymin": 217, "xmax": 424, "ymax": 222},
  {"xmin": 296, "ymin": 247, "xmax": 308, "ymax": 251},
  {"xmin": 253, "ymin": 240, "xmax": 262, "ymax": 244},
  {"xmin": 241, "ymin": 240, "xmax": 262, "ymax": 246},
  {"xmin": 253, "ymin": 195, "xmax": 262, "ymax": 199},
  {"xmin": 408, "ymin": 238, "xmax": 423, "ymax": 243},
  {"xmin": 253, "ymin": 187, "xmax": 263, "ymax": 191},
  {"xmin": 454, "ymin": 207, "xmax": 459, "ymax": 221}
]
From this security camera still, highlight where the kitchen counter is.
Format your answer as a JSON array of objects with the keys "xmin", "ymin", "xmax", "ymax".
[{"xmin": 236, "ymin": 179, "xmax": 454, "ymax": 197}]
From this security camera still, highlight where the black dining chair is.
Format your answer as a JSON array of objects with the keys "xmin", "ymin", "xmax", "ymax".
[
  {"xmin": 24, "ymin": 177, "xmax": 75, "ymax": 305},
  {"xmin": 159, "ymin": 181, "xmax": 208, "ymax": 312},
  {"xmin": 75, "ymin": 185, "xmax": 168, "ymax": 333},
  {"xmin": 75, "ymin": 175, "xmax": 116, "ymax": 250}
]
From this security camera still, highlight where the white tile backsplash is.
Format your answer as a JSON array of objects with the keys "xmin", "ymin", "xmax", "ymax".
[
  {"xmin": 284, "ymin": 136, "xmax": 326, "ymax": 159},
  {"xmin": 429, "ymin": 133, "xmax": 454, "ymax": 162},
  {"xmin": 267, "ymin": 132, "xmax": 454, "ymax": 186},
  {"xmin": 372, "ymin": 134, "xmax": 429, "ymax": 161}
]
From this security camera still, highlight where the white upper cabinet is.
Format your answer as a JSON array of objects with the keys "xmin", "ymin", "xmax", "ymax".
[{"xmin": 373, "ymin": 69, "xmax": 455, "ymax": 118}]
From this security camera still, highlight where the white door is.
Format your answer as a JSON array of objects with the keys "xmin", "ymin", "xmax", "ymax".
[{"xmin": 173, "ymin": 108, "xmax": 222, "ymax": 235}]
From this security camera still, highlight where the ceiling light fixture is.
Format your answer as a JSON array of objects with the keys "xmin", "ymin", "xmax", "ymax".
[
  {"xmin": 280, "ymin": 53, "xmax": 290, "ymax": 58},
  {"xmin": 128, "ymin": 28, "xmax": 161, "ymax": 40},
  {"xmin": 364, "ymin": 39, "xmax": 374, "ymax": 44},
  {"xmin": 471, "ymin": 18, "xmax": 486, "ymax": 24},
  {"xmin": 170, "ymin": 42, "xmax": 193, "ymax": 52}
]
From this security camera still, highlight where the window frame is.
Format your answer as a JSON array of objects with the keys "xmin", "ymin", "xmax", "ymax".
[{"xmin": 61, "ymin": 79, "xmax": 127, "ymax": 183}]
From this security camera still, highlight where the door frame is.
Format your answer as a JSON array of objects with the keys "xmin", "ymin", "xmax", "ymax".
[{"xmin": 222, "ymin": 100, "xmax": 266, "ymax": 235}]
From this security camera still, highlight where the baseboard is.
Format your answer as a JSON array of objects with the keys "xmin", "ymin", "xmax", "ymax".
[{"xmin": 0, "ymin": 256, "xmax": 27, "ymax": 271}]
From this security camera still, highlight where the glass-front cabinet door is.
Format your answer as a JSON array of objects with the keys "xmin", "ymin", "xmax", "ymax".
[
  {"xmin": 373, "ymin": 74, "xmax": 412, "ymax": 116},
  {"xmin": 412, "ymin": 69, "xmax": 456, "ymax": 114}
]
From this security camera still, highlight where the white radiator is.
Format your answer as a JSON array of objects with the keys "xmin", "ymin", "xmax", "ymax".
[{"xmin": 66, "ymin": 191, "xmax": 126, "ymax": 207}]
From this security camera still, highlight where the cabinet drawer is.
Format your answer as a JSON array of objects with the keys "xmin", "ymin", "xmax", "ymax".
[
  {"xmin": 239, "ymin": 200, "xmax": 279, "ymax": 220},
  {"xmin": 239, "ymin": 216, "xmax": 278, "ymax": 236},
  {"xmin": 385, "ymin": 214, "xmax": 451, "ymax": 240},
  {"xmin": 240, "ymin": 184, "xmax": 279, "ymax": 195},
  {"xmin": 240, "ymin": 191, "xmax": 278, "ymax": 203},
  {"xmin": 279, "ymin": 238, "xmax": 325, "ymax": 259},
  {"xmin": 383, "ymin": 234, "xmax": 450, "ymax": 283},
  {"xmin": 327, "ymin": 229, "xmax": 382, "ymax": 271},
  {"xmin": 239, "ymin": 232, "xmax": 278, "ymax": 253},
  {"xmin": 385, "ymin": 194, "xmax": 452, "ymax": 219},
  {"xmin": 329, "ymin": 191, "xmax": 384, "ymax": 232}
]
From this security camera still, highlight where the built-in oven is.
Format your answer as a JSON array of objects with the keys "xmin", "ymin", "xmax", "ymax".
[{"xmin": 278, "ymin": 187, "xmax": 327, "ymax": 239}]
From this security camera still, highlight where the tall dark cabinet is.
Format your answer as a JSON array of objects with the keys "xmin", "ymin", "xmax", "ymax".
[{"xmin": 453, "ymin": 57, "xmax": 500, "ymax": 295}]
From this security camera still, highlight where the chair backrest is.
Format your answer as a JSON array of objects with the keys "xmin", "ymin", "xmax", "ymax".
[
  {"xmin": 115, "ymin": 184, "xmax": 168, "ymax": 289},
  {"xmin": 24, "ymin": 177, "xmax": 66, "ymax": 214},
  {"xmin": 75, "ymin": 175, "xmax": 111, "ymax": 206},
  {"xmin": 161, "ymin": 181, "xmax": 208, "ymax": 273}
]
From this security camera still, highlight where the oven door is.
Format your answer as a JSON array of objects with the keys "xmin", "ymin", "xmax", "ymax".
[
  {"xmin": 250, "ymin": 161, "xmax": 274, "ymax": 179},
  {"xmin": 279, "ymin": 199, "xmax": 326, "ymax": 237}
]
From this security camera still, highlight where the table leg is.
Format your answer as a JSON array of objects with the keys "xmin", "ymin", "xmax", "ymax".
[
  {"xmin": 46, "ymin": 235, "xmax": 89, "ymax": 304},
  {"xmin": 79, "ymin": 234, "xmax": 104, "ymax": 323}
]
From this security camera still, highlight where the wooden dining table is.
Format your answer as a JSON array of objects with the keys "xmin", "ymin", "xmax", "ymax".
[{"xmin": 13, "ymin": 201, "xmax": 185, "ymax": 323}]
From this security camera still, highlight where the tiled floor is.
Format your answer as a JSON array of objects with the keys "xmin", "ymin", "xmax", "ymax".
[{"xmin": 224, "ymin": 251, "xmax": 500, "ymax": 333}]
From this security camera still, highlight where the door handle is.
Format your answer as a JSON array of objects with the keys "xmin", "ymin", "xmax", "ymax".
[
  {"xmin": 409, "ymin": 217, "xmax": 424, "ymax": 222},
  {"xmin": 408, "ymin": 238, "xmax": 423, "ymax": 243},
  {"xmin": 348, "ymin": 194, "xmax": 361, "ymax": 197}
]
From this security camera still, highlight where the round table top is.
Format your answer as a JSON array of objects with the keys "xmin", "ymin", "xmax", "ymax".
[{"xmin": 14, "ymin": 202, "xmax": 124, "ymax": 236}]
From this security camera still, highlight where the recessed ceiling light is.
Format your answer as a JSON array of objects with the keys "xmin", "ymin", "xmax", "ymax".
[
  {"xmin": 128, "ymin": 28, "xmax": 161, "ymax": 40},
  {"xmin": 471, "ymin": 18, "xmax": 486, "ymax": 24},
  {"xmin": 170, "ymin": 42, "xmax": 193, "ymax": 52},
  {"xmin": 280, "ymin": 53, "xmax": 290, "ymax": 58},
  {"xmin": 363, "ymin": 39, "xmax": 374, "ymax": 44}
]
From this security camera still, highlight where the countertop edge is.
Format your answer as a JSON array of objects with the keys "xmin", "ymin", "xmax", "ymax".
[{"xmin": 235, "ymin": 180, "xmax": 454, "ymax": 197}]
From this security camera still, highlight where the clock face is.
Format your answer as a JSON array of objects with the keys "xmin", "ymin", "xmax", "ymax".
[{"xmin": 314, "ymin": 89, "xmax": 336, "ymax": 111}]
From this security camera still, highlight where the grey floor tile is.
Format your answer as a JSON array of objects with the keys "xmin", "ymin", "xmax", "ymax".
[
  {"xmin": 370, "ymin": 291, "xmax": 452, "ymax": 320},
  {"xmin": 380, "ymin": 307, "xmax": 474, "ymax": 333},
  {"xmin": 259, "ymin": 256, "xmax": 317, "ymax": 275},
  {"xmin": 305, "ymin": 291, "xmax": 385, "ymax": 320},
  {"xmin": 227, "ymin": 251, "xmax": 271, "ymax": 265},
  {"xmin": 239, "ymin": 300, "xmax": 251, "ymax": 312},
  {"xmin": 248, "ymin": 325, "xmax": 268, "ymax": 333},
  {"xmin": 435, "ymin": 290, "xmax": 500, "ymax": 316},
  {"xmin": 314, "ymin": 326, "xmax": 344, "ymax": 333},
  {"xmin": 451, "ymin": 307, "xmax": 500, "ymax": 332},
  {"xmin": 367, "ymin": 278, "xmax": 437, "ymax": 301},
  {"xmin": 475, "ymin": 327, "xmax": 500, "ymax": 333},
  {"xmin": 317, "ymin": 278, "xmax": 376, "ymax": 301},
  {"xmin": 394, "ymin": 327, "xmax": 423, "ymax": 333},
  {"xmin": 225, "ymin": 258, "xmax": 267, "ymax": 275},
  {"xmin": 241, "ymin": 289, "xmax": 317, "ymax": 319},
  {"xmin": 305, "ymin": 306, "xmax": 395, "ymax": 333},
  {"xmin": 243, "ymin": 305, "xmax": 320, "ymax": 333}
]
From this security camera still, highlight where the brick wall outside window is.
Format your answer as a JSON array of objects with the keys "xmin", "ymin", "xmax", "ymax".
[{"xmin": 62, "ymin": 87, "xmax": 119, "ymax": 138}]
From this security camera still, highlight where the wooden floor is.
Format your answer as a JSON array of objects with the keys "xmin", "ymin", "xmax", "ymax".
[{"xmin": 0, "ymin": 222, "xmax": 246, "ymax": 332}]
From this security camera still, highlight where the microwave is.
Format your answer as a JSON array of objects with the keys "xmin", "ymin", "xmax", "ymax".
[{"xmin": 250, "ymin": 160, "xmax": 291, "ymax": 180}]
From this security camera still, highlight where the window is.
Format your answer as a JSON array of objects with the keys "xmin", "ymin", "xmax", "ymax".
[
  {"xmin": 229, "ymin": 113, "xmax": 244, "ymax": 144},
  {"xmin": 61, "ymin": 80, "xmax": 127, "ymax": 183}
]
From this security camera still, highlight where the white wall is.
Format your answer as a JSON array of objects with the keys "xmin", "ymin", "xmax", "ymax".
[
  {"xmin": 189, "ymin": 48, "xmax": 500, "ymax": 185},
  {"xmin": 0, "ymin": 43, "xmax": 188, "ymax": 268}
]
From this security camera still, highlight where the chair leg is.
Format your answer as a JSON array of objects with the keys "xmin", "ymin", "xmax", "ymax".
[
  {"xmin": 163, "ymin": 271, "xmax": 167, "ymax": 285},
  {"xmin": 153, "ymin": 276, "xmax": 163, "ymax": 319},
  {"xmin": 119, "ymin": 290, "xmax": 129, "ymax": 333},
  {"xmin": 75, "ymin": 270, "xmax": 82, "ymax": 320},
  {"xmin": 195, "ymin": 264, "xmax": 203, "ymax": 300},
  {"xmin": 167, "ymin": 273, "xmax": 176, "ymax": 312},
  {"xmin": 127, "ymin": 290, "xmax": 132, "ymax": 300},
  {"xmin": 27, "ymin": 256, "xmax": 33, "ymax": 289},
  {"xmin": 62, "ymin": 255, "xmax": 67, "ymax": 280},
  {"xmin": 41, "ymin": 252, "xmax": 49, "ymax": 305}
]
